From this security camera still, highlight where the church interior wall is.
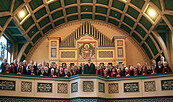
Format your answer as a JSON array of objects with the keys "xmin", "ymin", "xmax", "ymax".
[{"xmin": 29, "ymin": 21, "xmax": 147, "ymax": 66}]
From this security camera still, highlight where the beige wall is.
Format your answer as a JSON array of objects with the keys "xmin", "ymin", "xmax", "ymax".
[{"xmin": 29, "ymin": 20, "xmax": 148, "ymax": 66}]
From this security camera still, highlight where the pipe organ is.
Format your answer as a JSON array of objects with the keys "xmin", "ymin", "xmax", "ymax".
[{"xmin": 48, "ymin": 22, "xmax": 126, "ymax": 67}]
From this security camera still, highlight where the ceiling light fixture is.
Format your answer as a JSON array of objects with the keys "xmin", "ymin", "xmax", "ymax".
[
  {"xmin": 148, "ymin": 8, "xmax": 156, "ymax": 18},
  {"xmin": 144, "ymin": 4, "xmax": 159, "ymax": 23},
  {"xmin": 46, "ymin": 0, "xmax": 55, "ymax": 3},
  {"xmin": 19, "ymin": 10, "xmax": 25, "ymax": 18},
  {"xmin": 15, "ymin": 6, "xmax": 30, "ymax": 24},
  {"xmin": 121, "ymin": 0, "xmax": 127, "ymax": 3}
]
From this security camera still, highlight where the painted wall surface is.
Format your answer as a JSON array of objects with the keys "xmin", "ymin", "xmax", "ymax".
[{"xmin": 29, "ymin": 21, "xmax": 147, "ymax": 66}]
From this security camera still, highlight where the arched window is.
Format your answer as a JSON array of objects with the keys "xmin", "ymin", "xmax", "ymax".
[{"xmin": 0, "ymin": 35, "xmax": 13, "ymax": 65}]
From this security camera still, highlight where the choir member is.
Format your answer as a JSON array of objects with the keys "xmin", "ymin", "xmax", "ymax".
[
  {"xmin": 4, "ymin": 64, "xmax": 11, "ymax": 73},
  {"xmin": 31, "ymin": 66, "xmax": 35, "ymax": 75},
  {"xmin": 162, "ymin": 62, "xmax": 171, "ymax": 73},
  {"xmin": 59, "ymin": 68, "xmax": 64, "ymax": 77},
  {"xmin": 10, "ymin": 63, "xmax": 15, "ymax": 73},
  {"xmin": 84, "ymin": 59, "xmax": 96, "ymax": 74},
  {"xmin": 49, "ymin": 63, "xmax": 54, "ymax": 73},
  {"xmin": 30, "ymin": 60, "xmax": 34, "ymax": 66},
  {"xmin": 80, "ymin": 62, "xmax": 85, "ymax": 74},
  {"xmin": 17, "ymin": 64, "xmax": 23, "ymax": 74},
  {"xmin": 23, "ymin": 60, "xmax": 27, "ymax": 74},
  {"xmin": 111, "ymin": 68, "xmax": 116, "ymax": 77},
  {"xmin": 55, "ymin": 68, "xmax": 60, "ymax": 77},
  {"xmin": 44, "ymin": 67, "xmax": 50, "ymax": 76},
  {"xmin": 42, "ymin": 61, "xmax": 46, "ymax": 67},
  {"xmin": 50, "ymin": 68, "xmax": 56, "ymax": 77},
  {"xmin": 76, "ymin": 65, "xmax": 82, "ymax": 74},
  {"xmin": 98, "ymin": 63, "xmax": 105, "ymax": 76},
  {"xmin": 152, "ymin": 60, "xmax": 156, "ymax": 66},
  {"xmin": 141, "ymin": 66, "xmax": 147, "ymax": 75},
  {"xmin": 67, "ymin": 66, "xmax": 72, "ymax": 76},
  {"xmin": 147, "ymin": 66, "xmax": 151, "ymax": 75},
  {"xmin": 72, "ymin": 65, "xmax": 77, "ymax": 76},
  {"xmin": 133, "ymin": 68, "xmax": 138, "ymax": 76},
  {"xmin": 13, "ymin": 59, "xmax": 18, "ymax": 73},
  {"xmin": 54, "ymin": 64, "xmax": 58, "ymax": 71},
  {"xmin": 121, "ymin": 63, "xmax": 125, "ymax": 76},
  {"xmin": 62, "ymin": 63, "xmax": 67, "ymax": 73},
  {"xmin": 114, "ymin": 64, "xmax": 119, "ymax": 72},
  {"xmin": 46, "ymin": 62, "xmax": 49, "ymax": 68},
  {"xmin": 1, "ymin": 59, "xmax": 7, "ymax": 73},
  {"xmin": 37, "ymin": 64, "xmax": 42, "ymax": 76},
  {"xmin": 33, "ymin": 61, "xmax": 38, "ymax": 75},
  {"xmin": 104, "ymin": 68, "xmax": 109, "ymax": 77},
  {"xmin": 116, "ymin": 69, "xmax": 122, "ymax": 77},
  {"xmin": 130, "ymin": 66, "xmax": 134, "ymax": 76},
  {"xmin": 151, "ymin": 65, "xmax": 157, "ymax": 74},
  {"xmin": 40, "ymin": 66, "xmax": 45, "ymax": 76},
  {"xmin": 125, "ymin": 67, "xmax": 130, "ymax": 76},
  {"xmin": 137, "ymin": 63, "xmax": 142, "ymax": 75},
  {"xmin": 157, "ymin": 61, "xmax": 163, "ymax": 73},
  {"xmin": 160, "ymin": 56, "xmax": 164, "ymax": 65},
  {"xmin": 26, "ymin": 64, "xmax": 31, "ymax": 75},
  {"xmin": 121, "ymin": 67, "xmax": 125, "ymax": 76},
  {"xmin": 107, "ymin": 64, "xmax": 112, "ymax": 77},
  {"xmin": 64, "ymin": 69, "xmax": 71, "ymax": 77}
]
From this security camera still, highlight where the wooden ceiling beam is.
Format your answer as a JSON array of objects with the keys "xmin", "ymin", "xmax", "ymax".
[
  {"xmin": 105, "ymin": 0, "xmax": 113, "ymax": 23},
  {"xmin": 60, "ymin": 0, "xmax": 67, "ymax": 23}
]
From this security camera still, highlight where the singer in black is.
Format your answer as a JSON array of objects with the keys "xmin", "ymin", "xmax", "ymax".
[{"xmin": 84, "ymin": 59, "xmax": 96, "ymax": 74}]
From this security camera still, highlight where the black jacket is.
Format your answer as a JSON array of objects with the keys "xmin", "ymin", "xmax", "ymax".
[{"xmin": 84, "ymin": 63, "xmax": 96, "ymax": 74}]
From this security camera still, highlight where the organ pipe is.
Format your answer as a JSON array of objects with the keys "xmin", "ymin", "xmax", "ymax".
[{"xmin": 60, "ymin": 22, "xmax": 114, "ymax": 47}]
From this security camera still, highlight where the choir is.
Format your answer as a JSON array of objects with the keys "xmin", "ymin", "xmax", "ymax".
[{"xmin": 0, "ymin": 56, "xmax": 172, "ymax": 78}]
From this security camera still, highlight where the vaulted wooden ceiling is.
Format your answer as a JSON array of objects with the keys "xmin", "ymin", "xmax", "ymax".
[{"xmin": 0, "ymin": 0, "xmax": 172, "ymax": 62}]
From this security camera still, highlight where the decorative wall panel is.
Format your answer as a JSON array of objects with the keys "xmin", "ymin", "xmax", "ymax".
[
  {"xmin": 78, "ymin": 42, "xmax": 96, "ymax": 59},
  {"xmin": 98, "ymin": 82, "xmax": 105, "ymax": 93},
  {"xmin": 161, "ymin": 80, "xmax": 173, "ymax": 90},
  {"xmin": 57, "ymin": 83, "xmax": 68, "ymax": 94},
  {"xmin": 99, "ymin": 51, "xmax": 113, "ymax": 58},
  {"xmin": 108, "ymin": 83, "xmax": 119, "ymax": 94},
  {"xmin": 21, "ymin": 81, "xmax": 32, "ymax": 92},
  {"xmin": 51, "ymin": 48, "xmax": 56, "ymax": 57},
  {"xmin": 117, "ymin": 40, "xmax": 123, "ymax": 46},
  {"xmin": 83, "ymin": 81, "xmax": 94, "ymax": 92},
  {"xmin": 0, "ymin": 80, "xmax": 15, "ymax": 91},
  {"xmin": 37, "ymin": 83, "xmax": 52, "ymax": 92},
  {"xmin": 51, "ymin": 41, "xmax": 57, "ymax": 47},
  {"xmin": 117, "ymin": 47, "xmax": 123, "ymax": 57},
  {"xmin": 144, "ymin": 81, "xmax": 156, "ymax": 92},
  {"xmin": 71, "ymin": 82, "xmax": 78, "ymax": 93},
  {"xmin": 124, "ymin": 82, "xmax": 139, "ymax": 92},
  {"xmin": 61, "ymin": 51, "xmax": 75, "ymax": 58}
]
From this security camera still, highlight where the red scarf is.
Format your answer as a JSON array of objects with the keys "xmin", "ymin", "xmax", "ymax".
[
  {"xmin": 69, "ymin": 71, "xmax": 72, "ymax": 76},
  {"xmin": 162, "ymin": 67, "xmax": 170, "ymax": 73},
  {"xmin": 134, "ymin": 72, "xmax": 138, "ymax": 76},
  {"xmin": 96, "ymin": 70, "xmax": 98, "ymax": 75},
  {"xmin": 56, "ymin": 73, "xmax": 60, "ymax": 77},
  {"xmin": 99, "ymin": 69, "xmax": 104, "ymax": 76},
  {"xmin": 142, "ymin": 70, "xmax": 147, "ymax": 75},
  {"xmin": 151, "ymin": 69, "xmax": 157, "ymax": 74},
  {"xmin": 111, "ymin": 72, "xmax": 116, "ymax": 77},
  {"xmin": 125, "ymin": 72, "xmax": 130, "ymax": 76},
  {"xmin": 10, "ymin": 66, "xmax": 15, "ymax": 73}
]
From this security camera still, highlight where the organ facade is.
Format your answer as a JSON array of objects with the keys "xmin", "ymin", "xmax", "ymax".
[{"xmin": 48, "ymin": 22, "xmax": 126, "ymax": 67}]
